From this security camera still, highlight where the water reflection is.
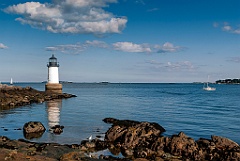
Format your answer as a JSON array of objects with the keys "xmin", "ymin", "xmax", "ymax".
[{"xmin": 46, "ymin": 99, "xmax": 62, "ymax": 129}]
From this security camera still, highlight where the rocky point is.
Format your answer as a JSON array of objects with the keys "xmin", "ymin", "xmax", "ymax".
[{"xmin": 0, "ymin": 84, "xmax": 76, "ymax": 109}]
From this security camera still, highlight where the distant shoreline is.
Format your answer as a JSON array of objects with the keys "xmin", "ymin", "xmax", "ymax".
[
  {"xmin": 216, "ymin": 78, "xmax": 240, "ymax": 84},
  {"xmin": 1, "ymin": 81, "xmax": 240, "ymax": 85}
]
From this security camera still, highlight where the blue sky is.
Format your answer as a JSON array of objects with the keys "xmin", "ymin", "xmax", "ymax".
[{"xmin": 0, "ymin": 0, "xmax": 239, "ymax": 83}]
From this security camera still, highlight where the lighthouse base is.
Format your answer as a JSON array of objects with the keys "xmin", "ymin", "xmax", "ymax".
[{"xmin": 45, "ymin": 83, "xmax": 62, "ymax": 94}]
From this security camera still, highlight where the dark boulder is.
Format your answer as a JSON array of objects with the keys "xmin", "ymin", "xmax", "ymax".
[
  {"xmin": 23, "ymin": 121, "xmax": 46, "ymax": 134},
  {"xmin": 50, "ymin": 125, "xmax": 64, "ymax": 134},
  {"xmin": 103, "ymin": 118, "xmax": 240, "ymax": 160},
  {"xmin": 196, "ymin": 135, "xmax": 240, "ymax": 161},
  {"xmin": 104, "ymin": 118, "xmax": 166, "ymax": 159},
  {"xmin": 105, "ymin": 118, "xmax": 165, "ymax": 147}
]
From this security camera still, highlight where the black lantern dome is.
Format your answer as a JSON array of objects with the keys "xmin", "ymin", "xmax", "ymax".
[{"xmin": 47, "ymin": 54, "xmax": 59, "ymax": 67}]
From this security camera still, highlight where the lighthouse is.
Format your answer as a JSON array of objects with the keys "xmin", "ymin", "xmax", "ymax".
[{"xmin": 45, "ymin": 54, "xmax": 62, "ymax": 93}]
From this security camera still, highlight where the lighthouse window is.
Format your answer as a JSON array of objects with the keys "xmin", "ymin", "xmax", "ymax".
[
  {"xmin": 50, "ymin": 58, "xmax": 57, "ymax": 62},
  {"xmin": 47, "ymin": 55, "xmax": 59, "ymax": 67}
]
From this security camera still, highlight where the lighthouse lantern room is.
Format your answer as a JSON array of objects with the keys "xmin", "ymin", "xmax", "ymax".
[{"xmin": 45, "ymin": 54, "xmax": 62, "ymax": 93}]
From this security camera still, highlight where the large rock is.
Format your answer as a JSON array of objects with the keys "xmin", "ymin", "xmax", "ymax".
[
  {"xmin": 104, "ymin": 118, "xmax": 166, "ymax": 159},
  {"xmin": 197, "ymin": 135, "xmax": 240, "ymax": 161},
  {"xmin": 23, "ymin": 121, "xmax": 46, "ymax": 134},
  {"xmin": 103, "ymin": 118, "xmax": 240, "ymax": 160}
]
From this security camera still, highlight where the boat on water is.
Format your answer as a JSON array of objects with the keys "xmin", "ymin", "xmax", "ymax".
[
  {"xmin": 203, "ymin": 76, "xmax": 216, "ymax": 91},
  {"xmin": 203, "ymin": 84, "xmax": 216, "ymax": 91}
]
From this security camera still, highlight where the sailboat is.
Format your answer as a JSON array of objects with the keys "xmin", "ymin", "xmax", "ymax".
[
  {"xmin": 10, "ymin": 78, "xmax": 13, "ymax": 85},
  {"xmin": 203, "ymin": 76, "xmax": 216, "ymax": 91}
]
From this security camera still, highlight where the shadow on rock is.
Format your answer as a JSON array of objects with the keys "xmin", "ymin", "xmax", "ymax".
[{"xmin": 24, "ymin": 131, "xmax": 45, "ymax": 140}]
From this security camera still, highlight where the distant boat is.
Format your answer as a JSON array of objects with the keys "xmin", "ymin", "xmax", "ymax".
[
  {"xmin": 10, "ymin": 78, "xmax": 13, "ymax": 85},
  {"xmin": 203, "ymin": 76, "xmax": 216, "ymax": 91}
]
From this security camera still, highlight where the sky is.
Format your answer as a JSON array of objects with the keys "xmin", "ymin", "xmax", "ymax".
[{"xmin": 0, "ymin": 0, "xmax": 240, "ymax": 83}]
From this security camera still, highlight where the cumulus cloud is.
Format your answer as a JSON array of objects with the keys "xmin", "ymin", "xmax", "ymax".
[
  {"xmin": 214, "ymin": 22, "xmax": 240, "ymax": 34},
  {"xmin": 0, "ymin": 43, "xmax": 8, "ymax": 49},
  {"xmin": 112, "ymin": 42, "xmax": 151, "ymax": 53},
  {"xmin": 155, "ymin": 42, "xmax": 186, "ymax": 53},
  {"xmin": 4, "ymin": 0, "xmax": 127, "ymax": 35}
]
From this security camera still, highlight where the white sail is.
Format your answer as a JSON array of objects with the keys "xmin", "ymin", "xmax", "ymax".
[
  {"xmin": 203, "ymin": 75, "xmax": 216, "ymax": 91},
  {"xmin": 10, "ymin": 78, "xmax": 13, "ymax": 85}
]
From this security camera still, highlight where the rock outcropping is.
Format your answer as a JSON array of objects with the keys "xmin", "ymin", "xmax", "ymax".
[
  {"xmin": 0, "ymin": 118, "xmax": 239, "ymax": 160},
  {"xmin": 0, "ymin": 84, "xmax": 76, "ymax": 109},
  {"xmin": 103, "ymin": 118, "xmax": 240, "ymax": 160}
]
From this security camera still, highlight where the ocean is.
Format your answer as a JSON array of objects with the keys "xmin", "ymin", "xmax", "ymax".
[{"xmin": 0, "ymin": 83, "xmax": 239, "ymax": 145}]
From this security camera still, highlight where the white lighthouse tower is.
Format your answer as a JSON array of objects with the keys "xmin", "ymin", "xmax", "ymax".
[{"xmin": 45, "ymin": 54, "xmax": 62, "ymax": 93}]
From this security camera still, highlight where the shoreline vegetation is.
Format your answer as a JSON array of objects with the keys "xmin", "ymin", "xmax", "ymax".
[
  {"xmin": 0, "ymin": 85, "xmax": 240, "ymax": 160},
  {"xmin": 216, "ymin": 78, "xmax": 240, "ymax": 84}
]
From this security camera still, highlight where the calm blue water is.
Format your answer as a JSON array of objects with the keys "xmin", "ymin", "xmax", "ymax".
[{"xmin": 0, "ymin": 83, "xmax": 239, "ymax": 145}]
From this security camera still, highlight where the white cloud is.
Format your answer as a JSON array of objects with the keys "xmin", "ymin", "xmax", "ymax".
[
  {"xmin": 223, "ymin": 23, "xmax": 240, "ymax": 34},
  {"xmin": 227, "ymin": 57, "xmax": 240, "ymax": 63},
  {"xmin": 155, "ymin": 42, "xmax": 186, "ymax": 53},
  {"xmin": 46, "ymin": 41, "xmax": 186, "ymax": 54},
  {"xmin": 214, "ymin": 22, "xmax": 240, "ymax": 34},
  {"xmin": 166, "ymin": 61, "xmax": 195, "ymax": 71},
  {"xmin": 46, "ymin": 40, "xmax": 108, "ymax": 54},
  {"xmin": 46, "ymin": 44, "xmax": 85, "ymax": 54},
  {"xmin": 0, "ymin": 43, "xmax": 8, "ymax": 49},
  {"xmin": 146, "ymin": 60, "xmax": 196, "ymax": 71},
  {"xmin": 222, "ymin": 25, "xmax": 232, "ymax": 32},
  {"xmin": 85, "ymin": 40, "xmax": 109, "ymax": 48},
  {"xmin": 112, "ymin": 42, "xmax": 151, "ymax": 53},
  {"xmin": 135, "ymin": 0, "xmax": 145, "ymax": 5},
  {"xmin": 4, "ymin": 0, "xmax": 127, "ymax": 35},
  {"xmin": 62, "ymin": 0, "xmax": 118, "ymax": 8}
]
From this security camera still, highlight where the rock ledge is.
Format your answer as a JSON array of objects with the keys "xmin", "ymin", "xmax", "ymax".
[{"xmin": 0, "ymin": 84, "xmax": 76, "ymax": 109}]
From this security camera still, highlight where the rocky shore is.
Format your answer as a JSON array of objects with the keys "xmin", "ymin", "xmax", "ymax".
[
  {"xmin": 0, "ymin": 118, "xmax": 239, "ymax": 161},
  {"xmin": 0, "ymin": 85, "xmax": 239, "ymax": 160},
  {"xmin": 0, "ymin": 84, "xmax": 76, "ymax": 110}
]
